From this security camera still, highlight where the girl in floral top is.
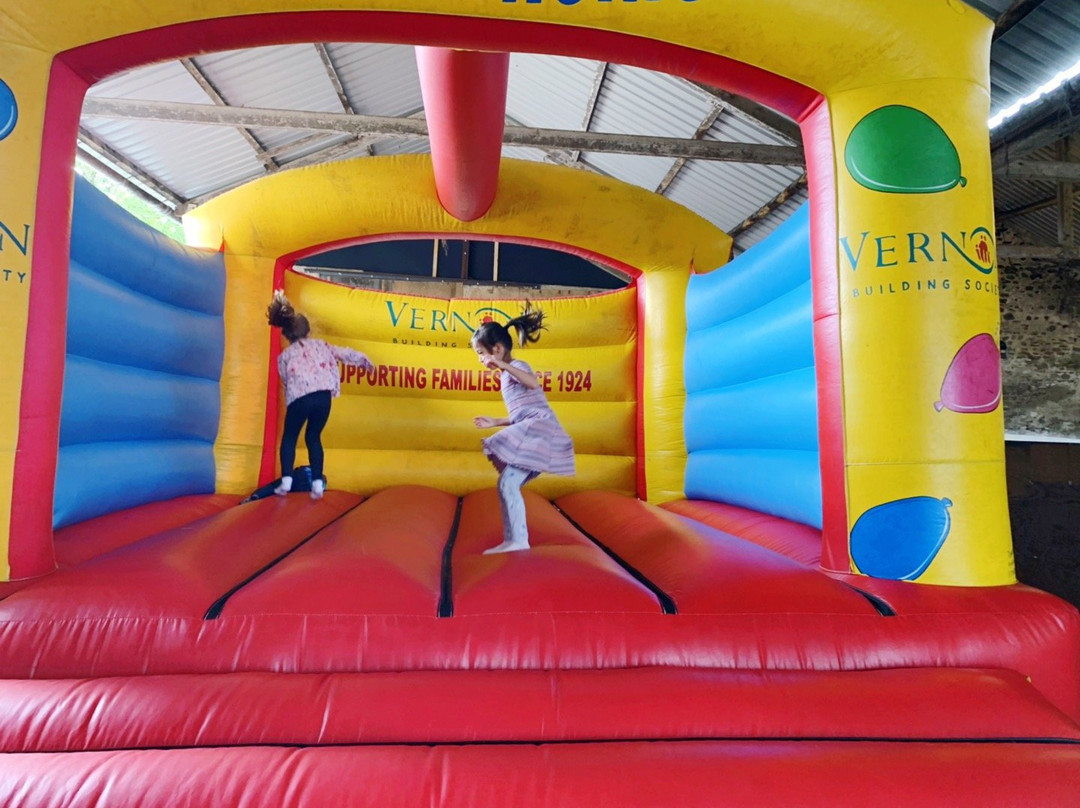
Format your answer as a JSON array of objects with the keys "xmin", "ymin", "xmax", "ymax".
[{"xmin": 267, "ymin": 291, "xmax": 374, "ymax": 499}]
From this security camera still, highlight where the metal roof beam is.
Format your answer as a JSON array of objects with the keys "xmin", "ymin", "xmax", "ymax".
[
  {"xmin": 82, "ymin": 97, "xmax": 805, "ymax": 166},
  {"xmin": 728, "ymin": 171, "xmax": 808, "ymax": 245},
  {"xmin": 996, "ymin": 159, "xmax": 1080, "ymax": 182},
  {"xmin": 262, "ymin": 132, "xmax": 345, "ymax": 161},
  {"xmin": 993, "ymin": 0, "xmax": 1051, "ymax": 40},
  {"xmin": 315, "ymin": 44, "xmax": 355, "ymax": 114},
  {"xmin": 501, "ymin": 114, "xmax": 613, "ymax": 178},
  {"xmin": 998, "ymin": 244, "xmax": 1080, "ymax": 262},
  {"xmin": 76, "ymin": 128, "xmax": 184, "ymax": 209},
  {"xmin": 173, "ymin": 136, "xmax": 381, "ymax": 215},
  {"xmin": 997, "ymin": 195, "xmax": 1057, "ymax": 221},
  {"xmin": 314, "ymin": 43, "xmax": 374, "ymax": 158},
  {"xmin": 655, "ymin": 103, "xmax": 723, "ymax": 195},
  {"xmin": 570, "ymin": 61, "xmax": 609, "ymax": 164},
  {"xmin": 685, "ymin": 80, "xmax": 801, "ymax": 144},
  {"xmin": 180, "ymin": 57, "xmax": 279, "ymax": 172},
  {"xmin": 75, "ymin": 152, "xmax": 181, "ymax": 220}
]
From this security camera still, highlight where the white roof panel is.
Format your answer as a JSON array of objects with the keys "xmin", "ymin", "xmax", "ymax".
[
  {"xmin": 325, "ymin": 43, "xmax": 424, "ymax": 117},
  {"xmin": 507, "ymin": 53, "xmax": 601, "ymax": 131}
]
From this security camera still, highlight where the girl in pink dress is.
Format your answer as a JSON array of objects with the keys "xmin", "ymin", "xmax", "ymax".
[
  {"xmin": 472, "ymin": 303, "xmax": 575, "ymax": 554},
  {"xmin": 267, "ymin": 291, "xmax": 374, "ymax": 499}
]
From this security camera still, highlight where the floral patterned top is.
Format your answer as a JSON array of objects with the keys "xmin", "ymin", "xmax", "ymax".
[{"xmin": 278, "ymin": 338, "xmax": 372, "ymax": 406}]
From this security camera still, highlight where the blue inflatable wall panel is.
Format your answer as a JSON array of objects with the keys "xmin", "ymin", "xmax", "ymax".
[
  {"xmin": 70, "ymin": 184, "xmax": 224, "ymax": 315},
  {"xmin": 685, "ymin": 281, "xmax": 814, "ymax": 393},
  {"xmin": 67, "ymin": 264, "xmax": 223, "ymax": 379},
  {"xmin": 683, "ymin": 204, "xmax": 821, "ymax": 527},
  {"xmin": 55, "ymin": 177, "xmax": 225, "ymax": 528},
  {"xmin": 685, "ymin": 449, "xmax": 822, "ymax": 525},
  {"xmin": 684, "ymin": 368, "xmax": 818, "ymax": 453}
]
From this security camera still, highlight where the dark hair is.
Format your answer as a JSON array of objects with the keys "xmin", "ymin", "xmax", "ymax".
[
  {"xmin": 471, "ymin": 301, "xmax": 546, "ymax": 353},
  {"xmin": 266, "ymin": 290, "xmax": 310, "ymax": 342}
]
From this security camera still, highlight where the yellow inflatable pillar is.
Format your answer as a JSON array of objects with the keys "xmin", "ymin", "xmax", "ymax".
[
  {"xmin": 639, "ymin": 268, "xmax": 691, "ymax": 503},
  {"xmin": 830, "ymin": 77, "xmax": 1013, "ymax": 586}
]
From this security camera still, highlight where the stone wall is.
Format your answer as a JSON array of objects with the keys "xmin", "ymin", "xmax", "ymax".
[{"xmin": 999, "ymin": 264, "xmax": 1080, "ymax": 438}]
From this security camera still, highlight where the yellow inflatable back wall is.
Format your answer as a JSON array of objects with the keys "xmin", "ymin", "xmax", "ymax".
[
  {"xmin": 283, "ymin": 274, "xmax": 637, "ymax": 498},
  {"xmin": 185, "ymin": 156, "xmax": 730, "ymax": 502}
]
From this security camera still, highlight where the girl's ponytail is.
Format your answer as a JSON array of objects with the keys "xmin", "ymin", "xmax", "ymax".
[
  {"xmin": 267, "ymin": 290, "xmax": 310, "ymax": 342},
  {"xmin": 505, "ymin": 301, "xmax": 546, "ymax": 347}
]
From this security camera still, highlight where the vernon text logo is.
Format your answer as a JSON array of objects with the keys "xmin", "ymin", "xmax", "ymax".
[
  {"xmin": 0, "ymin": 221, "xmax": 30, "ymax": 256},
  {"xmin": 840, "ymin": 226, "xmax": 995, "ymax": 275},
  {"xmin": 386, "ymin": 301, "xmax": 514, "ymax": 332}
]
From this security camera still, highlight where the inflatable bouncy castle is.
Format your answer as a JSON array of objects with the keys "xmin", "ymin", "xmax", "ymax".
[{"xmin": 2, "ymin": 1, "xmax": 1080, "ymax": 804}]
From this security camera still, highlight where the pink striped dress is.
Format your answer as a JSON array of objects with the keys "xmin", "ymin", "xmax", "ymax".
[{"xmin": 483, "ymin": 359, "xmax": 575, "ymax": 476}]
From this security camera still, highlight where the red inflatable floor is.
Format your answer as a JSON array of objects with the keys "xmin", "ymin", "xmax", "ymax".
[{"xmin": 2, "ymin": 486, "xmax": 1079, "ymax": 805}]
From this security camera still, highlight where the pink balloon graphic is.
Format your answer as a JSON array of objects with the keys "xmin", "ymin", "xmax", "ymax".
[{"xmin": 934, "ymin": 333, "xmax": 1001, "ymax": 414}]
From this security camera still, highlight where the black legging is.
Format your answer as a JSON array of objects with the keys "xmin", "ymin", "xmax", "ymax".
[{"xmin": 280, "ymin": 390, "xmax": 332, "ymax": 482}]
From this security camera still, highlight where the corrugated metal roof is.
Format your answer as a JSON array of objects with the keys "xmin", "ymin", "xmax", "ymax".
[
  {"xmin": 84, "ymin": 61, "xmax": 264, "ymax": 199},
  {"xmin": 75, "ymin": 4, "xmax": 1079, "ymax": 258},
  {"xmin": 582, "ymin": 64, "xmax": 711, "ymax": 191},
  {"xmin": 324, "ymin": 43, "xmax": 424, "ymax": 116},
  {"xmin": 193, "ymin": 45, "xmax": 346, "ymax": 155},
  {"xmin": 989, "ymin": 0, "xmax": 1080, "ymax": 118},
  {"xmin": 995, "ymin": 143, "xmax": 1079, "ymax": 246},
  {"xmin": 506, "ymin": 53, "xmax": 601, "ymax": 131}
]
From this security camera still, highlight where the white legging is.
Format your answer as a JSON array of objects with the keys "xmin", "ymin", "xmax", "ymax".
[{"xmin": 497, "ymin": 464, "xmax": 539, "ymax": 545}]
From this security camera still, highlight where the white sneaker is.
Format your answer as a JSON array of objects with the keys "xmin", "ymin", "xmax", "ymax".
[
  {"xmin": 274, "ymin": 476, "xmax": 292, "ymax": 496},
  {"xmin": 310, "ymin": 479, "xmax": 325, "ymax": 500}
]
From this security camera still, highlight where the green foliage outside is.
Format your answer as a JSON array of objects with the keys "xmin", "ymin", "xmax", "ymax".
[{"xmin": 75, "ymin": 159, "xmax": 186, "ymax": 243}]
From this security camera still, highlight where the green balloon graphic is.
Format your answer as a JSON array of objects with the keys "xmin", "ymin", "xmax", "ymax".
[{"xmin": 845, "ymin": 105, "xmax": 966, "ymax": 194}]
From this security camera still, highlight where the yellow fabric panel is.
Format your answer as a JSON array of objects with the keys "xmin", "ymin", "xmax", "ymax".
[
  {"xmin": 7, "ymin": 1, "xmax": 991, "ymax": 96},
  {"xmin": 188, "ymin": 157, "xmax": 727, "ymax": 275},
  {"xmin": 313, "ymin": 450, "xmax": 635, "ymax": 501},
  {"xmin": 294, "ymin": 277, "xmax": 637, "ymax": 349},
  {"xmin": 213, "ymin": 252, "xmax": 276, "ymax": 495},
  {"xmin": 847, "ymin": 461, "xmax": 1014, "ymax": 586},
  {"xmin": 330, "ymin": 348, "xmax": 635, "ymax": 404},
  {"xmin": 267, "ymin": 275, "xmax": 638, "ymax": 496},
  {"xmin": 323, "ymin": 397, "xmax": 635, "ymax": 456},
  {"xmin": 639, "ymin": 270, "xmax": 688, "ymax": 504},
  {"xmin": 831, "ymin": 78, "xmax": 1012, "ymax": 584}
]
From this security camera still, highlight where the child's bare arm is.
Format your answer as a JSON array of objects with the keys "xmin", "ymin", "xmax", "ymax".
[{"xmin": 481, "ymin": 356, "xmax": 540, "ymax": 389}]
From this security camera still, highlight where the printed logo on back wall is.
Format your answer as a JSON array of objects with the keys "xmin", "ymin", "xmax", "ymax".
[{"xmin": 0, "ymin": 79, "xmax": 17, "ymax": 141}]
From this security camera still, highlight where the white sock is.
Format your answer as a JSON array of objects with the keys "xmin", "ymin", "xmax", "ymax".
[
  {"xmin": 310, "ymin": 479, "xmax": 325, "ymax": 500},
  {"xmin": 274, "ymin": 476, "xmax": 292, "ymax": 495}
]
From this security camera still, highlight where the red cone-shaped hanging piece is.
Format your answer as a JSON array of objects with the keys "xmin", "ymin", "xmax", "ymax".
[{"xmin": 416, "ymin": 47, "xmax": 509, "ymax": 222}]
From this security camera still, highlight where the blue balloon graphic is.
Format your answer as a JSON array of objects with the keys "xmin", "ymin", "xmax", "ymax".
[
  {"xmin": 850, "ymin": 496, "xmax": 953, "ymax": 580},
  {"xmin": 0, "ymin": 80, "xmax": 17, "ymax": 141}
]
